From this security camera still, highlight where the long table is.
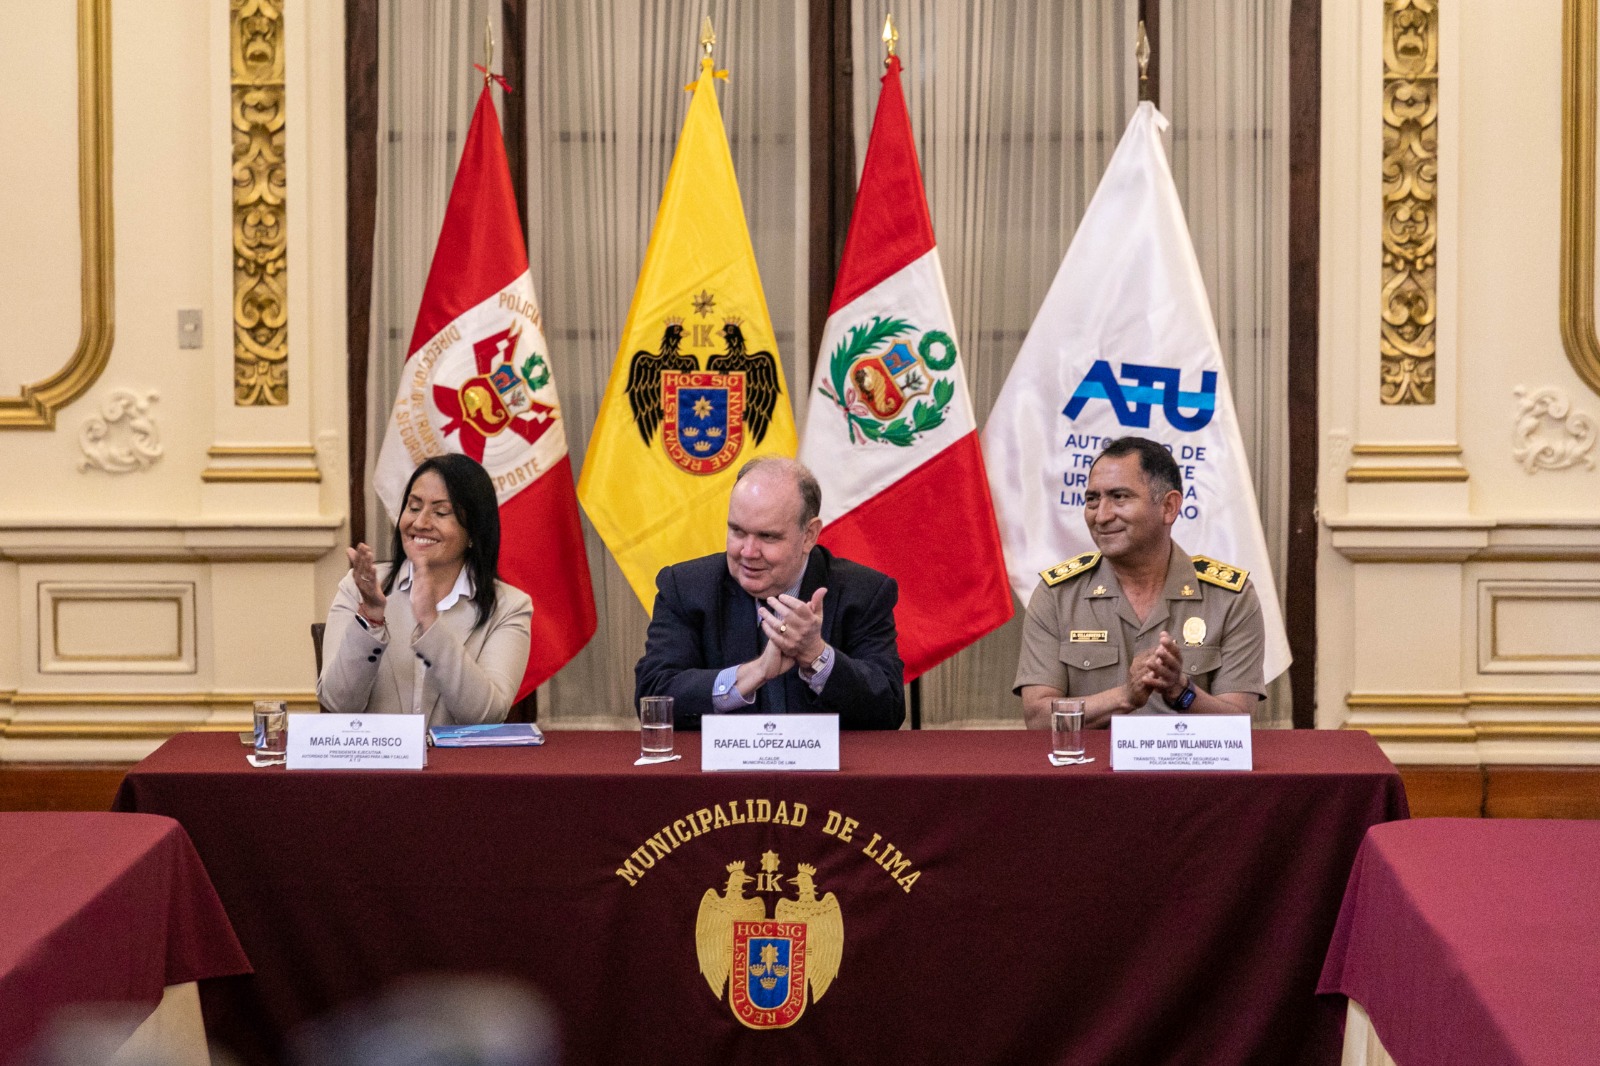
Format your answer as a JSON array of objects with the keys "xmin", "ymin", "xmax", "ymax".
[
  {"xmin": 115, "ymin": 728, "xmax": 1406, "ymax": 1066},
  {"xmin": 0, "ymin": 812, "xmax": 251, "ymax": 1066},
  {"xmin": 1319, "ymin": 819, "xmax": 1600, "ymax": 1066}
]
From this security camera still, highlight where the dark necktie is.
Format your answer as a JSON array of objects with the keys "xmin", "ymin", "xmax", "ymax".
[{"xmin": 757, "ymin": 615, "xmax": 788, "ymax": 715}]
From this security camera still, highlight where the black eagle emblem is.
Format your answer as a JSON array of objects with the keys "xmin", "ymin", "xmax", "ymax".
[
  {"xmin": 707, "ymin": 320, "xmax": 781, "ymax": 445},
  {"xmin": 624, "ymin": 321, "xmax": 698, "ymax": 445}
]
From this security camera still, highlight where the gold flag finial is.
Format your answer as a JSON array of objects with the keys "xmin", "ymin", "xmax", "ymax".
[
  {"xmin": 700, "ymin": 15, "xmax": 716, "ymax": 58},
  {"xmin": 882, "ymin": 13, "xmax": 899, "ymax": 65},
  {"xmin": 1135, "ymin": 20, "xmax": 1151, "ymax": 87},
  {"xmin": 483, "ymin": 14, "xmax": 495, "ymax": 86}
]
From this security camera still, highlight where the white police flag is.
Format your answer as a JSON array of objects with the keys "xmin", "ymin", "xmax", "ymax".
[{"xmin": 982, "ymin": 101, "xmax": 1290, "ymax": 680}]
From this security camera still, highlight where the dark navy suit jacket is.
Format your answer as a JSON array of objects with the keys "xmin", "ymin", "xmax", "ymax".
[{"xmin": 633, "ymin": 546, "xmax": 905, "ymax": 731}]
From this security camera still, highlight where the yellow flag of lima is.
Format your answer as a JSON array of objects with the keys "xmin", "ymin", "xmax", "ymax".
[{"xmin": 579, "ymin": 57, "xmax": 797, "ymax": 607}]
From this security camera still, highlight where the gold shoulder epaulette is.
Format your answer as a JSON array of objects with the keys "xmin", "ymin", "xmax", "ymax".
[
  {"xmin": 1193, "ymin": 555, "xmax": 1248, "ymax": 592},
  {"xmin": 1040, "ymin": 551, "xmax": 1101, "ymax": 587}
]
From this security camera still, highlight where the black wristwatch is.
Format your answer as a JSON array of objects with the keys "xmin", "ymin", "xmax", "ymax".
[{"xmin": 1163, "ymin": 677, "xmax": 1197, "ymax": 711}]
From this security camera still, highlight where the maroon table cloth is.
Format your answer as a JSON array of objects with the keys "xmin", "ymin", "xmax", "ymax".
[
  {"xmin": 0, "ymin": 812, "xmax": 251, "ymax": 1065},
  {"xmin": 1319, "ymin": 819, "xmax": 1600, "ymax": 1066},
  {"xmin": 115, "ymin": 728, "xmax": 1405, "ymax": 1066}
]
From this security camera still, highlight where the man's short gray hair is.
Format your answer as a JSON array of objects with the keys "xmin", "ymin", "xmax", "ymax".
[{"xmin": 735, "ymin": 456, "xmax": 822, "ymax": 528}]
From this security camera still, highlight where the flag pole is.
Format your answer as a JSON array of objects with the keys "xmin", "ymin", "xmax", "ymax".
[
  {"xmin": 1136, "ymin": 18, "xmax": 1156, "ymax": 105},
  {"xmin": 881, "ymin": 12, "xmax": 923, "ymax": 731},
  {"xmin": 483, "ymin": 13, "xmax": 495, "ymax": 87}
]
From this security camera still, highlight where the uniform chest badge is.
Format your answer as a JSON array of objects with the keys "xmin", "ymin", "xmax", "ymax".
[
  {"xmin": 1069, "ymin": 630, "xmax": 1109, "ymax": 643},
  {"xmin": 1182, "ymin": 617, "xmax": 1207, "ymax": 646}
]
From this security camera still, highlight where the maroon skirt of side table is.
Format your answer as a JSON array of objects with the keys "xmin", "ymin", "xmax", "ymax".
[{"xmin": 0, "ymin": 812, "xmax": 251, "ymax": 1065}]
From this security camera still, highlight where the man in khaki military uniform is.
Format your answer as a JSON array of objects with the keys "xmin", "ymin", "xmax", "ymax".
[{"xmin": 1015, "ymin": 436, "xmax": 1266, "ymax": 729}]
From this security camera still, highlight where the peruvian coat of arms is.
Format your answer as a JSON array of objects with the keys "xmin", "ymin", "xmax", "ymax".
[
  {"xmin": 624, "ymin": 315, "xmax": 781, "ymax": 475},
  {"xmin": 818, "ymin": 315, "xmax": 957, "ymax": 446},
  {"xmin": 695, "ymin": 858, "xmax": 844, "ymax": 1030},
  {"xmin": 433, "ymin": 323, "xmax": 558, "ymax": 462}
]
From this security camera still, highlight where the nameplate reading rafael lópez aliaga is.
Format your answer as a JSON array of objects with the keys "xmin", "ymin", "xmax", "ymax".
[
  {"xmin": 702, "ymin": 715, "xmax": 841, "ymax": 772},
  {"xmin": 1110, "ymin": 715, "xmax": 1253, "ymax": 772},
  {"xmin": 286, "ymin": 713, "xmax": 427, "ymax": 770}
]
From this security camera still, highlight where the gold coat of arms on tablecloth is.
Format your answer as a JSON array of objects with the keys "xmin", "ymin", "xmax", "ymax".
[{"xmin": 695, "ymin": 856, "xmax": 844, "ymax": 1029}]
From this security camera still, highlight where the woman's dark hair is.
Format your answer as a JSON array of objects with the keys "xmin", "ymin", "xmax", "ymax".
[{"xmin": 381, "ymin": 454, "xmax": 500, "ymax": 627}]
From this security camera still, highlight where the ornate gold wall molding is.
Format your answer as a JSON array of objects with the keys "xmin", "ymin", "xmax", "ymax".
[
  {"xmin": 201, "ymin": 444, "xmax": 321, "ymax": 482},
  {"xmin": 0, "ymin": 0, "xmax": 114, "ymax": 429},
  {"xmin": 232, "ymin": 0, "xmax": 288, "ymax": 406},
  {"xmin": 1344, "ymin": 441, "xmax": 1466, "ymax": 481},
  {"xmin": 1380, "ymin": 0, "xmax": 1438, "ymax": 405},
  {"xmin": 1562, "ymin": 0, "xmax": 1600, "ymax": 397}
]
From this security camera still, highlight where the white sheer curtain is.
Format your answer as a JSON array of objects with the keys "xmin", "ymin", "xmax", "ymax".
[
  {"xmin": 1163, "ymin": 0, "xmax": 1293, "ymax": 726},
  {"xmin": 366, "ymin": 3, "xmax": 808, "ymax": 727},
  {"xmin": 851, "ymin": 2, "xmax": 1139, "ymax": 726},
  {"xmin": 365, "ymin": 2, "xmax": 1291, "ymax": 728},
  {"xmin": 851, "ymin": 0, "xmax": 1293, "ymax": 728},
  {"xmin": 365, "ymin": 2, "xmax": 502, "ymax": 548},
  {"xmin": 526, "ymin": 1, "xmax": 809, "ymax": 726}
]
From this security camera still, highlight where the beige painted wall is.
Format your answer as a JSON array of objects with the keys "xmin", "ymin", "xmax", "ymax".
[
  {"xmin": 1320, "ymin": 0, "xmax": 1600, "ymax": 763},
  {"xmin": 5, "ymin": 0, "xmax": 1597, "ymax": 762},
  {"xmin": 0, "ymin": 1, "xmax": 348, "ymax": 760}
]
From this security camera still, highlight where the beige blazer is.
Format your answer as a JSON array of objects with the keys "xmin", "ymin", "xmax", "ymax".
[{"xmin": 316, "ymin": 566, "xmax": 533, "ymax": 726}]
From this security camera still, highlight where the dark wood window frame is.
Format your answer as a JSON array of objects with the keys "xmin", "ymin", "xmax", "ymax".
[{"xmin": 343, "ymin": 0, "xmax": 1319, "ymax": 727}]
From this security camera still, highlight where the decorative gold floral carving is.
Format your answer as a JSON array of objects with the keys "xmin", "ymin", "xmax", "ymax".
[
  {"xmin": 232, "ymin": 0, "xmax": 287, "ymax": 406},
  {"xmin": 1381, "ymin": 0, "xmax": 1438, "ymax": 405},
  {"xmin": 0, "ymin": 0, "xmax": 114, "ymax": 429}
]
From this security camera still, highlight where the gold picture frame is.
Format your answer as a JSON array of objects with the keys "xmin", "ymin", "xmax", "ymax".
[
  {"xmin": 0, "ymin": 0, "xmax": 114, "ymax": 429},
  {"xmin": 1562, "ymin": 0, "xmax": 1600, "ymax": 396}
]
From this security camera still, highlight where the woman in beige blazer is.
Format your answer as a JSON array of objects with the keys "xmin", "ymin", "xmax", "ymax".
[{"xmin": 317, "ymin": 455, "xmax": 532, "ymax": 726}]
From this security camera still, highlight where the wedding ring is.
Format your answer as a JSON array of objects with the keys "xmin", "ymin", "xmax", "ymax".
[{"xmin": 779, "ymin": 623, "xmax": 788, "ymax": 634}]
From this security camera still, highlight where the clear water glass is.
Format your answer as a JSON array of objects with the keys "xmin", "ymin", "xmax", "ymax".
[
  {"xmin": 253, "ymin": 700, "xmax": 288, "ymax": 766},
  {"xmin": 639, "ymin": 696, "xmax": 674, "ymax": 758},
  {"xmin": 1050, "ymin": 698, "xmax": 1086, "ymax": 760}
]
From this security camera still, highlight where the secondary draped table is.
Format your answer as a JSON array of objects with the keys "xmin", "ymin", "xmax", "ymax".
[
  {"xmin": 1319, "ymin": 818, "xmax": 1600, "ymax": 1066},
  {"xmin": 0, "ymin": 812, "xmax": 251, "ymax": 1066},
  {"xmin": 115, "ymin": 728, "xmax": 1405, "ymax": 1066}
]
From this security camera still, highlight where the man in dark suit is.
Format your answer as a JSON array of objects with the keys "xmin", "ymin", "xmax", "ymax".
[{"xmin": 634, "ymin": 457, "xmax": 905, "ymax": 730}]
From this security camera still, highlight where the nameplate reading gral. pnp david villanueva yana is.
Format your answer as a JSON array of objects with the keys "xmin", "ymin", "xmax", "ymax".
[
  {"xmin": 1110, "ymin": 715, "xmax": 1253, "ymax": 772},
  {"xmin": 286, "ymin": 713, "xmax": 427, "ymax": 770},
  {"xmin": 702, "ymin": 714, "xmax": 840, "ymax": 772}
]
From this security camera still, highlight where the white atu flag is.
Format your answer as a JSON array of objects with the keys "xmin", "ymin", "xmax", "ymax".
[{"xmin": 981, "ymin": 101, "xmax": 1290, "ymax": 680}]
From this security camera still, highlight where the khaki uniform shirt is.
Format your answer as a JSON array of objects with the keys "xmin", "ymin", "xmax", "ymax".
[{"xmin": 1013, "ymin": 543, "xmax": 1266, "ymax": 718}]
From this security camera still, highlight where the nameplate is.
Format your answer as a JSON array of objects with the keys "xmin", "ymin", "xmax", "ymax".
[
  {"xmin": 702, "ymin": 714, "xmax": 840, "ymax": 772},
  {"xmin": 286, "ymin": 714, "xmax": 427, "ymax": 770},
  {"xmin": 1110, "ymin": 715, "xmax": 1252, "ymax": 771}
]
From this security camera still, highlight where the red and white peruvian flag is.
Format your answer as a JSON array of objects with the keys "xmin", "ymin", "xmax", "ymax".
[
  {"xmin": 798, "ymin": 55, "xmax": 1013, "ymax": 681},
  {"xmin": 374, "ymin": 83, "xmax": 596, "ymax": 697}
]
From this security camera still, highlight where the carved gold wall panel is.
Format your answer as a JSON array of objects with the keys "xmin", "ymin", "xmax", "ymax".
[
  {"xmin": 232, "ymin": 0, "xmax": 288, "ymax": 406},
  {"xmin": 1381, "ymin": 0, "xmax": 1438, "ymax": 405},
  {"xmin": 0, "ymin": 0, "xmax": 114, "ymax": 429},
  {"xmin": 1562, "ymin": 0, "xmax": 1600, "ymax": 397}
]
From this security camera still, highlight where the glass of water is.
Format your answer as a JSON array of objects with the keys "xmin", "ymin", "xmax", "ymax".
[
  {"xmin": 253, "ymin": 700, "xmax": 288, "ymax": 766},
  {"xmin": 639, "ymin": 696, "xmax": 674, "ymax": 759},
  {"xmin": 1050, "ymin": 698, "xmax": 1086, "ymax": 761}
]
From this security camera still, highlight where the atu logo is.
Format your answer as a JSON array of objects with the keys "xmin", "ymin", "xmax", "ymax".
[{"xmin": 1063, "ymin": 360, "xmax": 1217, "ymax": 431}]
